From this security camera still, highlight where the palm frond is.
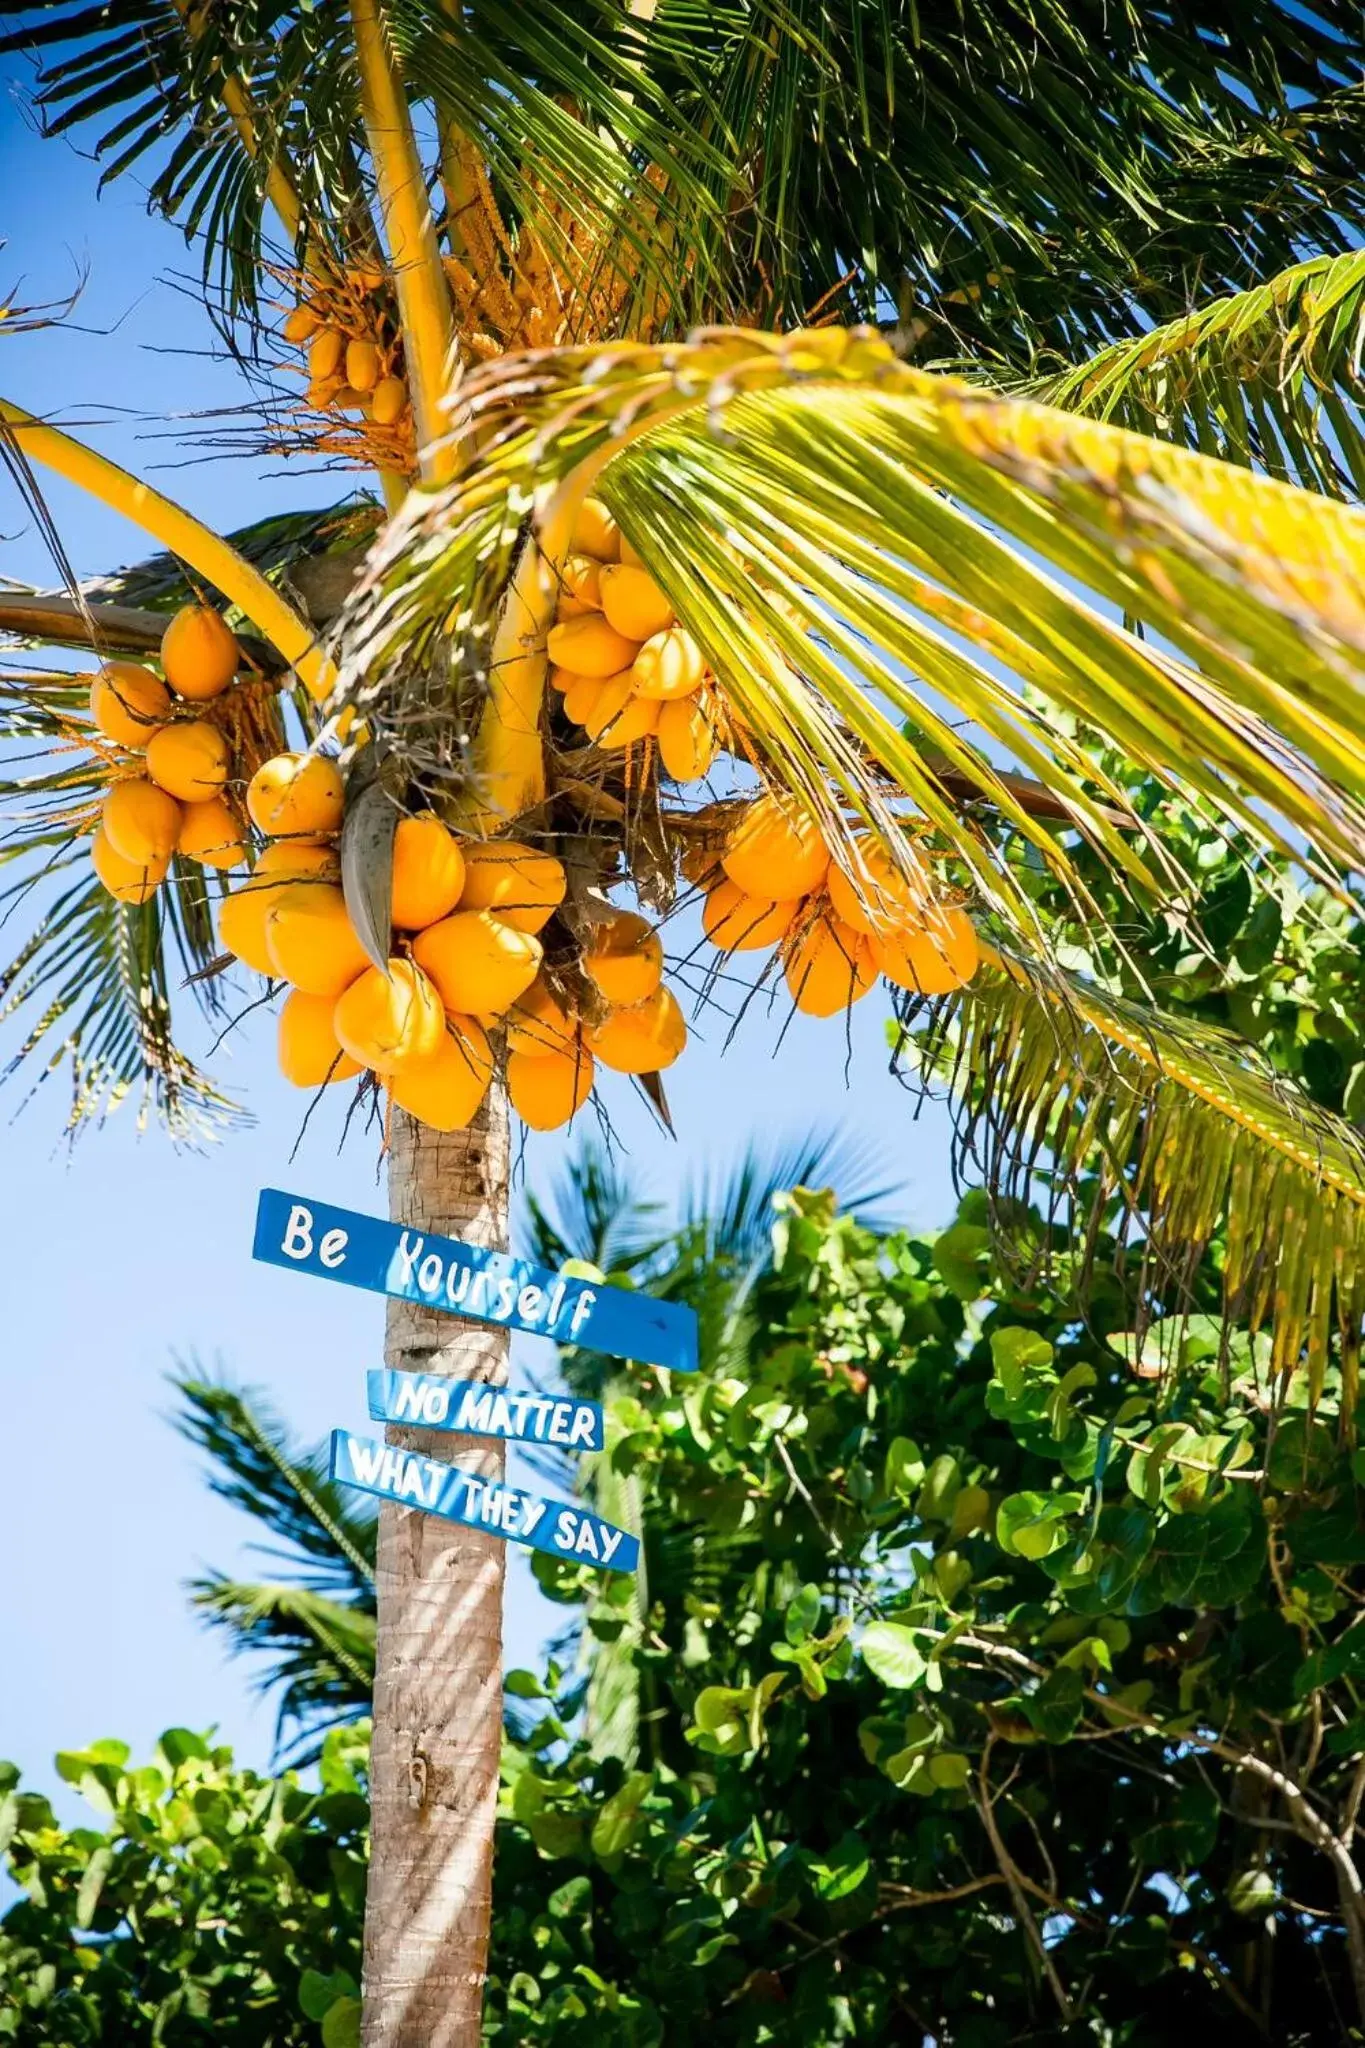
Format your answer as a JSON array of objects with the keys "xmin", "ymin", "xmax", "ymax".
[
  {"xmin": 172, "ymin": 1374, "xmax": 377, "ymax": 1597},
  {"xmin": 1045, "ymin": 252, "xmax": 1365, "ymax": 499},
  {"xmin": 523, "ymin": 1144, "xmax": 667, "ymax": 1277},
  {"xmin": 339, "ymin": 330, "xmax": 1365, "ymax": 943},
  {"xmin": 921, "ymin": 953, "xmax": 1365, "ymax": 1416},
  {"xmin": 187, "ymin": 1573, "xmax": 376, "ymax": 1764},
  {"xmin": 678, "ymin": 1129, "xmax": 900, "ymax": 1260},
  {"xmin": 79, "ymin": 500, "xmax": 382, "ymax": 616}
]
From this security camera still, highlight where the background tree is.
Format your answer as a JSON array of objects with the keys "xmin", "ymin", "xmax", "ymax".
[{"xmin": 4, "ymin": 4, "xmax": 1365, "ymax": 2041}]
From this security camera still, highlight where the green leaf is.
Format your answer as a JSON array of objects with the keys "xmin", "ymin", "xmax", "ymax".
[
  {"xmin": 990, "ymin": 1327, "xmax": 1055, "ymax": 1399},
  {"xmin": 997, "ymin": 1491, "xmax": 1084, "ymax": 1560},
  {"xmin": 75, "ymin": 1845, "xmax": 114, "ymax": 1930},
  {"xmin": 784, "ymin": 1583, "xmax": 822, "ymax": 1646},
  {"xmin": 589, "ymin": 1772, "xmax": 652, "ymax": 1861},
  {"xmin": 505, "ymin": 1669, "xmax": 547, "ymax": 1699},
  {"xmin": 931, "ymin": 1224, "xmax": 992, "ymax": 1301},
  {"xmin": 883, "ymin": 1437, "xmax": 925, "ymax": 1501},
  {"xmin": 810, "ymin": 1830, "xmax": 871, "ymax": 1902},
  {"xmin": 300, "ymin": 1970, "xmax": 359, "ymax": 2023},
  {"xmin": 860, "ymin": 1623, "xmax": 926, "ymax": 1691},
  {"xmin": 916, "ymin": 1456, "xmax": 962, "ymax": 1523},
  {"xmin": 321, "ymin": 1996, "xmax": 362, "ymax": 2048},
  {"xmin": 1022, "ymin": 1668, "xmax": 1085, "ymax": 1744}
]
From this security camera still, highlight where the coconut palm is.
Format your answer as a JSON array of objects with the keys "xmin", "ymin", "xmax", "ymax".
[{"xmin": 4, "ymin": 5, "xmax": 1365, "ymax": 2041}]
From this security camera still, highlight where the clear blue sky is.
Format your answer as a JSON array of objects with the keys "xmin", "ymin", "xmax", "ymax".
[{"xmin": 0, "ymin": 94, "xmax": 958, "ymax": 1807}]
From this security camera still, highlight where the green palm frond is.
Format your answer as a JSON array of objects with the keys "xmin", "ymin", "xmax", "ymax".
[
  {"xmin": 173, "ymin": 1375, "xmax": 378, "ymax": 1759},
  {"xmin": 1045, "ymin": 252, "xmax": 1365, "ymax": 499},
  {"xmin": 340, "ymin": 329, "xmax": 1365, "ymax": 929},
  {"xmin": 79, "ymin": 501, "xmax": 382, "ymax": 616},
  {"xmin": 173, "ymin": 1375, "xmax": 377, "ymax": 1595},
  {"xmin": 920, "ymin": 953, "xmax": 1365, "ymax": 1416},
  {"xmin": 188, "ymin": 1574, "xmax": 376, "ymax": 1764}
]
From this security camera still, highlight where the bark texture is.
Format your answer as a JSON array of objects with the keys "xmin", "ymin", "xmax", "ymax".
[{"xmin": 363, "ymin": 1089, "xmax": 510, "ymax": 2048}]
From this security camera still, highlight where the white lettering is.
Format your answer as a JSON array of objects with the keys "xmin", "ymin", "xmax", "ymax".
[
  {"xmin": 569, "ymin": 1289, "xmax": 597, "ymax": 1338},
  {"xmin": 347, "ymin": 1437, "xmax": 384, "ymax": 1485},
  {"xmin": 418, "ymin": 1251, "xmax": 444, "ymax": 1295},
  {"xmin": 548, "ymin": 1406, "xmax": 571, "ymax": 1445},
  {"xmin": 499, "ymin": 1489, "xmax": 522, "ymax": 1533},
  {"xmin": 446, "ymin": 1264, "xmax": 471, "ymax": 1307},
  {"xmin": 516, "ymin": 1284, "xmax": 544, "ymax": 1325},
  {"xmin": 398, "ymin": 1458, "xmax": 430, "ymax": 1504},
  {"xmin": 570, "ymin": 1407, "xmax": 598, "ymax": 1448},
  {"xmin": 553, "ymin": 1509, "xmax": 579, "ymax": 1552},
  {"xmin": 379, "ymin": 1447, "xmax": 405, "ymax": 1492},
  {"xmin": 392, "ymin": 1376, "xmax": 427, "ymax": 1422},
  {"xmin": 546, "ymin": 1279, "xmax": 567, "ymax": 1331},
  {"xmin": 422, "ymin": 1383, "xmax": 449, "ymax": 1425},
  {"xmin": 319, "ymin": 1227, "xmax": 348, "ymax": 1270},
  {"xmin": 574, "ymin": 1519, "xmax": 602, "ymax": 1561},
  {"xmin": 520, "ymin": 1497, "xmax": 548, "ymax": 1541},
  {"xmin": 494, "ymin": 1277, "xmax": 517, "ymax": 1320},
  {"xmin": 467, "ymin": 1270, "xmax": 488, "ymax": 1312},
  {"xmin": 489, "ymin": 1393, "xmax": 513, "ymax": 1437},
  {"xmin": 281, "ymin": 1203, "xmax": 314, "ymax": 1261},
  {"xmin": 599, "ymin": 1526, "xmax": 624, "ymax": 1565},
  {"xmin": 454, "ymin": 1388, "xmax": 494, "ymax": 1434},
  {"xmin": 394, "ymin": 1231, "xmax": 424, "ymax": 1290}
]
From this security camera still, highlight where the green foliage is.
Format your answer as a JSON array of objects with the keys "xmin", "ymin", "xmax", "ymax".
[
  {"xmin": 0, "ymin": 1726, "xmax": 368, "ymax": 2043},
  {"xmin": 483, "ymin": 1185, "xmax": 1365, "ymax": 2043}
]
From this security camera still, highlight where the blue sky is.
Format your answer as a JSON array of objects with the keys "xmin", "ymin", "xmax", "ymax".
[{"xmin": 0, "ymin": 95, "xmax": 959, "ymax": 1807}]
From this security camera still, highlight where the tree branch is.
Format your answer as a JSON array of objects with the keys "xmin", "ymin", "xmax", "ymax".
[{"xmin": 0, "ymin": 592, "xmax": 282, "ymax": 673}]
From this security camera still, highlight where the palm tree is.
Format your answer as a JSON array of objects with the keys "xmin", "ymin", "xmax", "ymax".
[{"xmin": 3, "ymin": 5, "xmax": 1365, "ymax": 2040}]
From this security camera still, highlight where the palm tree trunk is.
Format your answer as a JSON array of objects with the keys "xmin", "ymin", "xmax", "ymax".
[{"xmin": 363, "ymin": 1085, "xmax": 510, "ymax": 2048}]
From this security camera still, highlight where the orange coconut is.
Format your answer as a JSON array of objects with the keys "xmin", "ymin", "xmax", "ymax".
[
  {"xmin": 265, "ymin": 885, "xmax": 372, "ymax": 998},
  {"xmin": 508, "ymin": 1042, "xmax": 594, "ymax": 1130},
  {"xmin": 873, "ymin": 908, "xmax": 980, "ymax": 994},
  {"xmin": 102, "ymin": 777, "xmax": 181, "ymax": 866},
  {"xmin": 722, "ymin": 795, "xmax": 830, "ymax": 901},
  {"xmin": 599, "ymin": 564, "xmax": 676, "ymax": 643},
  {"xmin": 91, "ymin": 826, "xmax": 167, "ymax": 906},
  {"xmin": 411, "ymin": 910, "xmax": 542, "ymax": 1016},
  {"xmin": 570, "ymin": 497, "xmax": 620, "ymax": 562},
  {"xmin": 333, "ymin": 959, "xmax": 446, "ymax": 1071},
  {"xmin": 246, "ymin": 752, "xmax": 344, "ymax": 838},
  {"xmin": 783, "ymin": 917, "xmax": 879, "ymax": 1016},
  {"xmin": 278, "ymin": 989, "xmax": 363, "ymax": 1087},
  {"xmin": 456, "ymin": 842, "xmax": 565, "ymax": 934},
  {"xmin": 586, "ymin": 987, "xmax": 686, "ymax": 1074},
  {"xmin": 584, "ymin": 674, "xmax": 661, "ymax": 748},
  {"xmin": 546, "ymin": 614, "xmax": 641, "ymax": 680},
  {"xmin": 556, "ymin": 553, "xmax": 605, "ymax": 617},
  {"xmin": 827, "ymin": 835, "xmax": 932, "ymax": 936},
  {"xmin": 657, "ymin": 697, "xmax": 718, "ymax": 782},
  {"xmin": 370, "ymin": 376, "xmax": 408, "ymax": 426},
  {"xmin": 506, "ymin": 978, "xmax": 578, "ymax": 1058},
  {"xmin": 177, "ymin": 797, "xmax": 247, "ymax": 870},
  {"xmin": 389, "ymin": 1018, "xmax": 494, "ymax": 1130},
  {"xmin": 702, "ymin": 879, "xmax": 797, "ymax": 953},
  {"xmin": 90, "ymin": 662, "xmax": 171, "ymax": 749},
  {"xmin": 630, "ymin": 626, "xmax": 705, "ymax": 702},
  {"xmin": 390, "ymin": 815, "xmax": 467, "ymax": 930},
  {"xmin": 582, "ymin": 910, "xmax": 663, "ymax": 1007},
  {"xmin": 160, "ymin": 604, "xmax": 240, "ymax": 701},
  {"xmin": 145, "ymin": 721, "xmax": 231, "ymax": 802}
]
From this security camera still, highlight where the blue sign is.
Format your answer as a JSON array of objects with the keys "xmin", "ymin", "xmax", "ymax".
[
  {"xmin": 368, "ymin": 1369, "xmax": 604, "ymax": 1451},
  {"xmin": 253, "ymin": 1190, "xmax": 697, "ymax": 1373},
  {"xmin": 330, "ymin": 1431, "xmax": 639, "ymax": 1572}
]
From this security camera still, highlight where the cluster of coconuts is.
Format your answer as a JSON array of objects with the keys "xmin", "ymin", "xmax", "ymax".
[
  {"xmin": 698, "ymin": 795, "xmax": 981, "ymax": 1012},
  {"xmin": 88, "ymin": 607, "xmax": 249, "ymax": 905},
  {"xmin": 281, "ymin": 269, "xmax": 411, "ymax": 435},
  {"xmin": 211, "ymin": 761, "xmax": 689, "ymax": 1134},
  {"xmin": 546, "ymin": 499, "xmax": 724, "ymax": 783}
]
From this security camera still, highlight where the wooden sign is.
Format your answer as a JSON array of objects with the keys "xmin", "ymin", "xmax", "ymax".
[
  {"xmin": 368, "ymin": 1369, "xmax": 604, "ymax": 1450},
  {"xmin": 253, "ymin": 1189, "xmax": 698, "ymax": 1373},
  {"xmin": 330, "ymin": 1431, "xmax": 639, "ymax": 1571}
]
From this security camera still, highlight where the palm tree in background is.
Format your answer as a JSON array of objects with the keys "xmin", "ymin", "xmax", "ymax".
[{"xmin": 4, "ymin": 4, "xmax": 1365, "ymax": 2038}]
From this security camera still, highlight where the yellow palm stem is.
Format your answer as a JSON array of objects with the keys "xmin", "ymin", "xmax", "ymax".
[
  {"xmin": 0, "ymin": 399, "xmax": 338, "ymax": 703},
  {"xmin": 350, "ymin": 0, "xmax": 457, "ymax": 482}
]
